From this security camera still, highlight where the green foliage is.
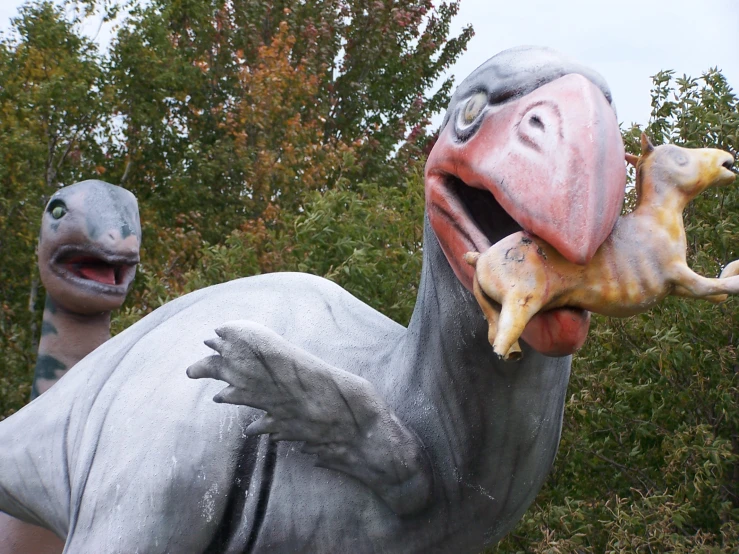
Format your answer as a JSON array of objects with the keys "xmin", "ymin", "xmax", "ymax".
[
  {"xmin": 114, "ymin": 169, "xmax": 425, "ymax": 332},
  {"xmin": 104, "ymin": 0, "xmax": 469, "ymax": 233},
  {"xmin": 494, "ymin": 69, "xmax": 739, "ymax": 553},
  {"xmin": 103, "ymin": 0, "xmax": 470, "ymax": 326}
]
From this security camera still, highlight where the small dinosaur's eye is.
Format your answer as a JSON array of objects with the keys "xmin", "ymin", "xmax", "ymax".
[
  {"xmin": 48, "ymin": 201, "xmax": 67, "ymax": 220},
  {"xmin": 461, "ymin": 92, "xmax": 487, "ymax": 126}
]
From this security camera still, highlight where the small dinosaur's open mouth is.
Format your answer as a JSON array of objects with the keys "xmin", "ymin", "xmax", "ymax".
[
  {"xmin": 59, "ymin": 255, "xmax": 130, "ymax": 286},
  {"xmin": 52, "ymin": 245, "xmax": 139, "ymax": 295}
]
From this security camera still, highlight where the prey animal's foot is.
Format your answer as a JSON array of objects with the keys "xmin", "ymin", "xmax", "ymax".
[
  {"xmin": 467, "ymin": 252, "xmax": 524, "ymax": 361},
  {"xmin": 187, "ymin": 321, "xmax": 433, "ymax": 516},
  {"xmin": 494, "ymin": 342, "xmax": 523, "ymax": 361}
]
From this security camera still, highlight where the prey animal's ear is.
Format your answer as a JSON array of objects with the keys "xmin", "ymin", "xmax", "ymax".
[
  {"xmin": 625, "ymin": 153, "xmax": 639, "ymax": 167},
  {"xmin": 640, "ymin": 133, "xmax": 655, "ymax": 157}
]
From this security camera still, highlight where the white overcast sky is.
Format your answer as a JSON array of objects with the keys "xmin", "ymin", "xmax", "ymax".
[
  {"xmin": 1, "ymin": 0, "xmax": 737, "ymax": 129},
  {"xmin": 445, "ymin": 0, "xmax": 739, "ymax": 128}
]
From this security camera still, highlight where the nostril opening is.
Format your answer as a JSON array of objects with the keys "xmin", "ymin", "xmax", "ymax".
[
  {"xmin": 529, "ymin": 114, "xmax": 545, "ymax": 131},
  {"xmin": 723, "ymin": 159, "xmax": 735, "ymax": 171}
]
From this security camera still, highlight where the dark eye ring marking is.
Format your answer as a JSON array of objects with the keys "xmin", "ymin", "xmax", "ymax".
[
  {"xmin": 455, "ymin": 91, "xmax": 488, "ymax": 141},
  {"xmin": 673, "ymin": 153, "xmax": 688, "ymax": 166},
  {"xmin": 48, "ymin": 200, "xmax": 68, "ymax": 220},
  {"xmin": 666, "ymin": 147, "xmax": 689, "ymax": 167}
]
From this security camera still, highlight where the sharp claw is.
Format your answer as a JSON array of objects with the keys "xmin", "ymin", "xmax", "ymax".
[
  {"xmin": 463, "ymin": 251, "xmax": 480, "ymax": 266},
  {"xmin": 214, "ymin": 385, "xmax": 259, "ymax": 406},
  {"xmin": 214, "ymin": 385, "xmax": 238, "ymax": 403},
  {"xmin": 215, "ymin": 322, "xmax": 247, "ymax": 342},
  {"xmin": 204, "ymin": 337, "xmax": 224, "ymax": 354}
]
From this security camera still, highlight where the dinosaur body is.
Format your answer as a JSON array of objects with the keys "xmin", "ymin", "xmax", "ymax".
[
  {"xmin": 0, "ymin": 180, "xmax": 140, "ymax": 554},
  {"xmin": 0, "ymin": 47, "xmax": 628, "ymax": 552},
  {"xmin": 0, "ymin": 247, "xmax": 571, "ymax": 552},
  {"xmin": 466, "ymin": 136, "xmax": 738, "ymax": 359}
]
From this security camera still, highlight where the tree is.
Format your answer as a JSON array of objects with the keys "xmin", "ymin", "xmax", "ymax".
[
  {"xmin": 103, "ymin": 0, "xmax": 470, "ymax": 306},
  {"xmin": 104, "ymin": 0, "xmax": 469, "ymax": 229},
  {"xmin": 113, "ymin": 168, "xmax": 426, "ymax": 333}
]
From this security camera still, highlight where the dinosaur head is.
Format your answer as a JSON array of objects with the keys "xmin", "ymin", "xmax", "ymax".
[
  {"xmin": 425, "ymin": 46, "xmax": 626, "ymax": 357},
  {"xmin": 38, "ymin": 180, "xmax": 141, "ymax": 315}
]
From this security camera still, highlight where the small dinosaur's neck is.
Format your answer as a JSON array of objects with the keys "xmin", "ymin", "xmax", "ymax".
[{"xmin": 31, "ymin": 296, "xmax": 111, "ymax": 399}]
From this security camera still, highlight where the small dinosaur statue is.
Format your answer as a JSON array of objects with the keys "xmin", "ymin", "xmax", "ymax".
[
  {"xmin": 0, "ymin": 179, "xmax": 140, "ymax": 554},
  {"xmin": 465, "ymin": 134, "xmax": 739, "ymax": 360},
  {"xmin": 31, "ymin": 179, "xmax": 141, "ymax": 397}
]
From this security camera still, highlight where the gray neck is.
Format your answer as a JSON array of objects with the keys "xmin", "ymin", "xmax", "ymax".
[
  {"xmin": 392, "ymin": 217, "xmax": 572, "ymax": 541},
  {"xmin": 31, "ymin": 297, "xmax": 111, "ymax": 399}
]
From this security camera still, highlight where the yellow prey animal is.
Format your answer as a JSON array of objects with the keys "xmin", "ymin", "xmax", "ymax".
[{"xmin": 465, "ymin": 134, "xmax": 739, "ymax": 360}]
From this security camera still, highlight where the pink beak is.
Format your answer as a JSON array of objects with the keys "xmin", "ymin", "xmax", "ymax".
[{"xmin": 427, "ymin": 73, "xmax": 626, "ymax": 292}]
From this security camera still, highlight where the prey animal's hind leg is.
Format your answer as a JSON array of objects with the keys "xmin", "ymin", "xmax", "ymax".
[
  {"xmin": 670, "ymin": 262, "xmax": 739, "ymax": 300},
  {"xmin": 673, "ymin": 261, "xmax": 739, "ymax": 303},
  {"xmin": 473, "ymin": 275, "xmax": 522, "ymax": 359},
  {"xmin": 473, "ymin": 276, "xmax": 499, "ymax": 344}
]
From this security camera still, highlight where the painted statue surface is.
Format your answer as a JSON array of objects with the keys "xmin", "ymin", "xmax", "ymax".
[{"xmin": 0, "ymin": 46, "xmax": 644, "ymax": 552}]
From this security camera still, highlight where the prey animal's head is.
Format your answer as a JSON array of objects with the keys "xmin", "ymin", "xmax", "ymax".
[
  {"xmin": 425, "ymin": 46, "xmax": 627, "ymax": 357},
  {"xmin": 39, "ymin": 180, "xmax": 141, "ymax": 315},
  {"xmin": 633, "ymin": 133, "xmax": 736, "ymax": 203}
]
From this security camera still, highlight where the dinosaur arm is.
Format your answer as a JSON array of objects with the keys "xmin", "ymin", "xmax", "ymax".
[{"xmin": 187, "ymin": 321, "xmax": 433, "ymax": 516}]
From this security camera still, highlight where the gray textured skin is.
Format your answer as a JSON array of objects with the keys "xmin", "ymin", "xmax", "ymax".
[{"xmin": 0, "ymin": 47, "xmax": 612, "ymax": 552}]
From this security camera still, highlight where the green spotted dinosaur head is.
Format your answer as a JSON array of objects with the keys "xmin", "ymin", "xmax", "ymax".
[{"xmin": 38, "ymin": 180, "xmax": 141, "ymax": 315}]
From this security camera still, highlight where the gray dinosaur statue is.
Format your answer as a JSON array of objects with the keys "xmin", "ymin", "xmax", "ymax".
[
  {"xmin": 0, "ymin": 180, "xmax": 140, "ymax": 553},
  {"xmin": 0, "ymin": 47, "xmax": 627, "ymax": 552}
]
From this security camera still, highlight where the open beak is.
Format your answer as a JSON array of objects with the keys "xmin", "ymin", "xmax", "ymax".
[{"xmin": 426, "ymin": 73, "xmax": 626, "ymax": 356}]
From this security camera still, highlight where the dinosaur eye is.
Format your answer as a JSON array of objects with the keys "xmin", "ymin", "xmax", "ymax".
[
  {"xmin": 48, "ymin": 201, "xmax": 67, "ymax": 220},
  {"xmin": 460, "ymin": 92, "xmax": 487, "ymax": 126}
]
